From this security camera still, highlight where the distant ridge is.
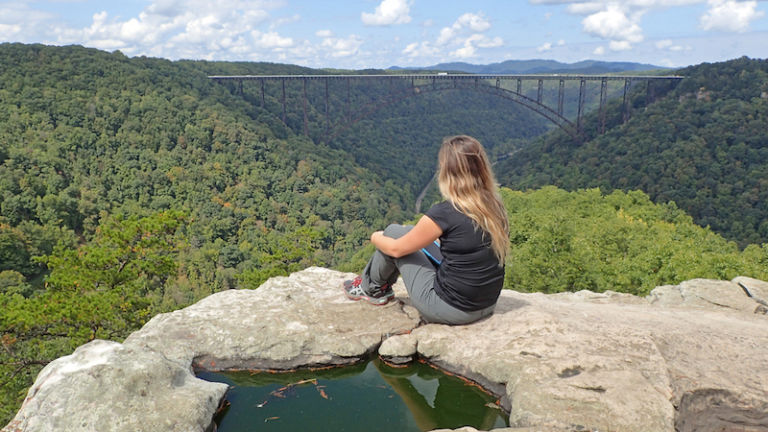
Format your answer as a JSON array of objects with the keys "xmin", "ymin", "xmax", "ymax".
[{"xmin": 388, "ymin": 59, "xmax": 667, "ymax": 75}]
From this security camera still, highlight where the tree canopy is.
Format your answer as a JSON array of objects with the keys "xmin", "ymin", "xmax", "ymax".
[
  {"xmin": 497, "ymin": 56, "xmax": 768, "ymax": 247},
  {"xmin": 503, "ymin": 187, "xmax": 768, "ymax": 295}
]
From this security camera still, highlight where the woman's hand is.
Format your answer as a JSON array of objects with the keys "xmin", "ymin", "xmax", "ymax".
[
  {"xmin": 370, "ymin": 216, "xmax": 442, "ymax": 258},
  {"xmin": 370, "ymin": 230, "xmax": 384, "ymax": 243}
]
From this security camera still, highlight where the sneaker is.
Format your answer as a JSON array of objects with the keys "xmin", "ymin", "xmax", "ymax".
[{"xmin": 343, "ymin": 276, "xmax": 394, "ymax": 306}]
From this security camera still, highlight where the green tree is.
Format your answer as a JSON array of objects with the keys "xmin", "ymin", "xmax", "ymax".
[
  {"xmin": 502, "ymin": 187, "xmax": 768, "ymax": 295},
  {"xmin": 0, "ymin": 210, "xmax": 186, "ymax": 423}
]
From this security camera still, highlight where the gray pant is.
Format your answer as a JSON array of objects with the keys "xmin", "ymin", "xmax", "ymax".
[{"xmin": 362, "ymin": 224, "xmax": 495, "ymax": 325}]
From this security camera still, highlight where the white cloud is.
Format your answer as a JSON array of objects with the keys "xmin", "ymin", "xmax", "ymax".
[
  {"xmin": 402, "ymin": 42, "xmax": 418, "ymax": 56},
  {"xmin": 9, "ymin": 0, "xmax": 379, "ymax": 66},
  {"xmin": 411, "ymin": 12, "xmax": 502, "ymax": 61},
  {"xmin": 361, "ymin": 0, "xmax": 411, "ymax": 26},
  {"xmin": 0, "ymin": 23, "xmax": 22, "ymax": 39},
  {"xmin": 45, "ymin": 1, "xmax": 309, "ymax": 61},
  {"xmin": 0, "ymin": 2, "xmax": 53, "ymax": 34},
  {"xmin": 609, "ymin": 40, "xmax": 632, "ymax": 50},
  {"xmin": 269, "ymin": 14, "xmax": 300, "ymax": 30},
  {"xmin": 451, "ymin": 45, "xmax": 475, "ymax": 58},
  {"xmin": 700, "ymin": 0, "xmax": 764, "ymax": 32},
  {"xmin": 655, "ymin": 39, "xmax": 691, "ymax": 51},
  {"xmin": 450, "ymin": 33, "xmax": 502, "ymax": 58},
  {"xmin": 437, "ymin": 12, "xmax": 492, "ymax": 45},
  {"xmin": 319, "ymin": 34, "xmax": 363, "ymax": 57},
  {"xmin": 176, "ymin": 14, "xmax": 224, "ymax": 45},
  {"xmin": 535, "ymin": 39, "xmax": 564, "ymax": 53},
  {"xmin": 402, "ymin": 41, "xmax": 439, "ymax": 57},
  {"xmin": 57, "ymin": 11, "xmax": 140, "ymax": 51},
  {"xmin": 477, "ymin": 35, "xmax": 503, "ymax": 48},
  {"xmin": 567, "ymin": 2, "xmax": 606, "ymax": 15},
  {"xmin": 528, "ymin": 0, "xmax": 716, "ymax": 53},
  {"xmin": 582, "ymin": 6, "xmax": 644, "ymax": 44},
  {"xmin": 253, "ymin": 30, "xmax": 294, "ymax": 49},
  {"xmin": 120, "ymin": 17, "xmax": 151, "ymax": 42},
  {"xmin": 593, "ymin": 45, "xmax": 606, "ymax": 55}
]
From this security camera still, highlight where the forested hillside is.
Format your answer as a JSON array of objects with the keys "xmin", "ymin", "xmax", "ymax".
[
  {"xmin": 0, "ymin": 44, "xmax": 413, "ymax": 293},
  {"xmin": 497, "ymin": 57, "xmax": 768, "ymax": 247},
  {"xmin": 0, "ymin": 43, "xmax": 548, "ymax": 295},
  {"xmin": 0, "ymin": 43, "xmax": 548, "ymax": 421},
  {"xmin": 2, "ymin": 44, "xmax": 767, "ymax": 425}
]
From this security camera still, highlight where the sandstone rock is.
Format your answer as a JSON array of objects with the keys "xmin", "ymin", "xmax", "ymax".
[
  {"xmin": 413, "ymin": 288, "xmax": 768, "ymax": 432},
  {"xmin": 379, "ymin": 333, "xmax": 418, "ymax": 364},
  {"xmin": 124, "ymin": 266, "xmax": 420, "ymax": 370},
  {"xmin": 734, "ymin": 276, "xmax": 768, "ymax": 306},
  {"xmin": 646, "ymin": 284, "xmax": 685, "ymax": 306},
  {"xmin": 5, "ymin": 268, "xmax": 768, "ymax": 432},
  {"xmin": 675, "ymin": 388, "xmax": 768, "ymax": 432},
  {"xmin": 551, "ymin": 289, "xmax": 648, "ymax": 305},
  {"xmin": 648, "ymin": 278, "xmax": 764, "ymax": 313},
  {"xmin": 3, "ymin": 340, "xmax": 227, "ymax": 432}
]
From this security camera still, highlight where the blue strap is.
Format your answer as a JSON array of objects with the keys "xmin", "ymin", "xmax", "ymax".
[{"xmin": 421, "ymin": 240, "xmax": 442, "ymax": 266}]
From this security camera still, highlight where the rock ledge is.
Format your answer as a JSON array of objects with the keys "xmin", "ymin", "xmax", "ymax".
[{"xmin": 4, "ymin": 268, "xmax": 768, "ymax": 432}]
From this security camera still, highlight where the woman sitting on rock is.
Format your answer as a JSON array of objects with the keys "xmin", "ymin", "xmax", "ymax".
[{"xmin": 344, "ymin": 135, "xmax": 509, "ymax": 325}]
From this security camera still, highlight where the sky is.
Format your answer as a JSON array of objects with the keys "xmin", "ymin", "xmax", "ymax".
[{"xmin": 1, "ymin": 0, "xmax": 767, "ymax": 69}]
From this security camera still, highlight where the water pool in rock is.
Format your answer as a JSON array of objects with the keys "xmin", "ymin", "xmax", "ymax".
[{"xmin": 197, "ymin": 357, "xmax": 508, "ymax": 431}]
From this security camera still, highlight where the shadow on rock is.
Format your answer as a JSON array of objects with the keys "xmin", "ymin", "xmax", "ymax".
[{"xmin": 492, "ymin": 295, "xmax": 530, "ymax": 314}]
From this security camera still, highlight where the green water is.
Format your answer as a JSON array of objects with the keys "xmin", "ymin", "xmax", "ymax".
[{"xmin": 197, "ymin": 358, "xmax": 509, "ymax": 431}]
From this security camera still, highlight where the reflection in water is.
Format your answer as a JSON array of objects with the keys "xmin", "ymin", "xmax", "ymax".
[
  {"xmin": 198, "ymin": 358, "xmax": 508, "ymax": 432},
  {"xmin": 375, "ymin": 359, "xmax": 503, "ymax": 431}
]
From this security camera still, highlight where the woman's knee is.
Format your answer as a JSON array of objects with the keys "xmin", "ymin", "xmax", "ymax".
[{"xmin": 384, "ymin": 223, "xmax": 413, "ymax": 239}]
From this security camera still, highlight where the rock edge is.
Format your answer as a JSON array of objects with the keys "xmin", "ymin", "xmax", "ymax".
[{"xmin": 4, "ymin": 268, "xmax": 768, "ymax": 432}]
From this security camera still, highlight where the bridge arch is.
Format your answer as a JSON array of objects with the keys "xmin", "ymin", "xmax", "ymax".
[{"xmin": 323, "ymin": 79, "xmax": 582, "ymax": 143}]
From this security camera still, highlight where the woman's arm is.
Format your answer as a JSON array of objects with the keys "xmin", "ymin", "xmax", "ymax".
[{"xmin": 371, "ymin": 215, "xmax": 442, "ymax": 258}]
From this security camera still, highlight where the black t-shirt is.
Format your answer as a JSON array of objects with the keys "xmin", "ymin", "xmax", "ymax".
[{"xmin": 425, "ymin": 201, "xmax": 504, "ymax": 311}]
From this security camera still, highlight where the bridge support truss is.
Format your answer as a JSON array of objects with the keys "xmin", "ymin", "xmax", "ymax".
[{"xmin": 209, "ymin": 73, "xmax": 683, "ymax": 143}]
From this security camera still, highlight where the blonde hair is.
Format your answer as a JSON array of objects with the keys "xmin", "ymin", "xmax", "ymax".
[{"xmin": 438, "ymin": 135, "xmax": 509, "ymax": 264}]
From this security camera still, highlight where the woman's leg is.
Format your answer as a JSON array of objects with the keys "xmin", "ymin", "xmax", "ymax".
[
  {"xmin": 360, "ymin": 224, "xmax": 413, "ymax": 291},
  {"xmin": 392, "ymin": 239, "xmax": 495, "ymax": 325},
  {"xmin": 361, "ymin": 224, "xmax": 495, "ymax": 324}
]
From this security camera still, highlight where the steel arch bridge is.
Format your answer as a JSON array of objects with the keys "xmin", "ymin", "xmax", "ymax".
[{"xmin": 209, "ymin": 73, "xmax": 684, "ymax": 143}]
